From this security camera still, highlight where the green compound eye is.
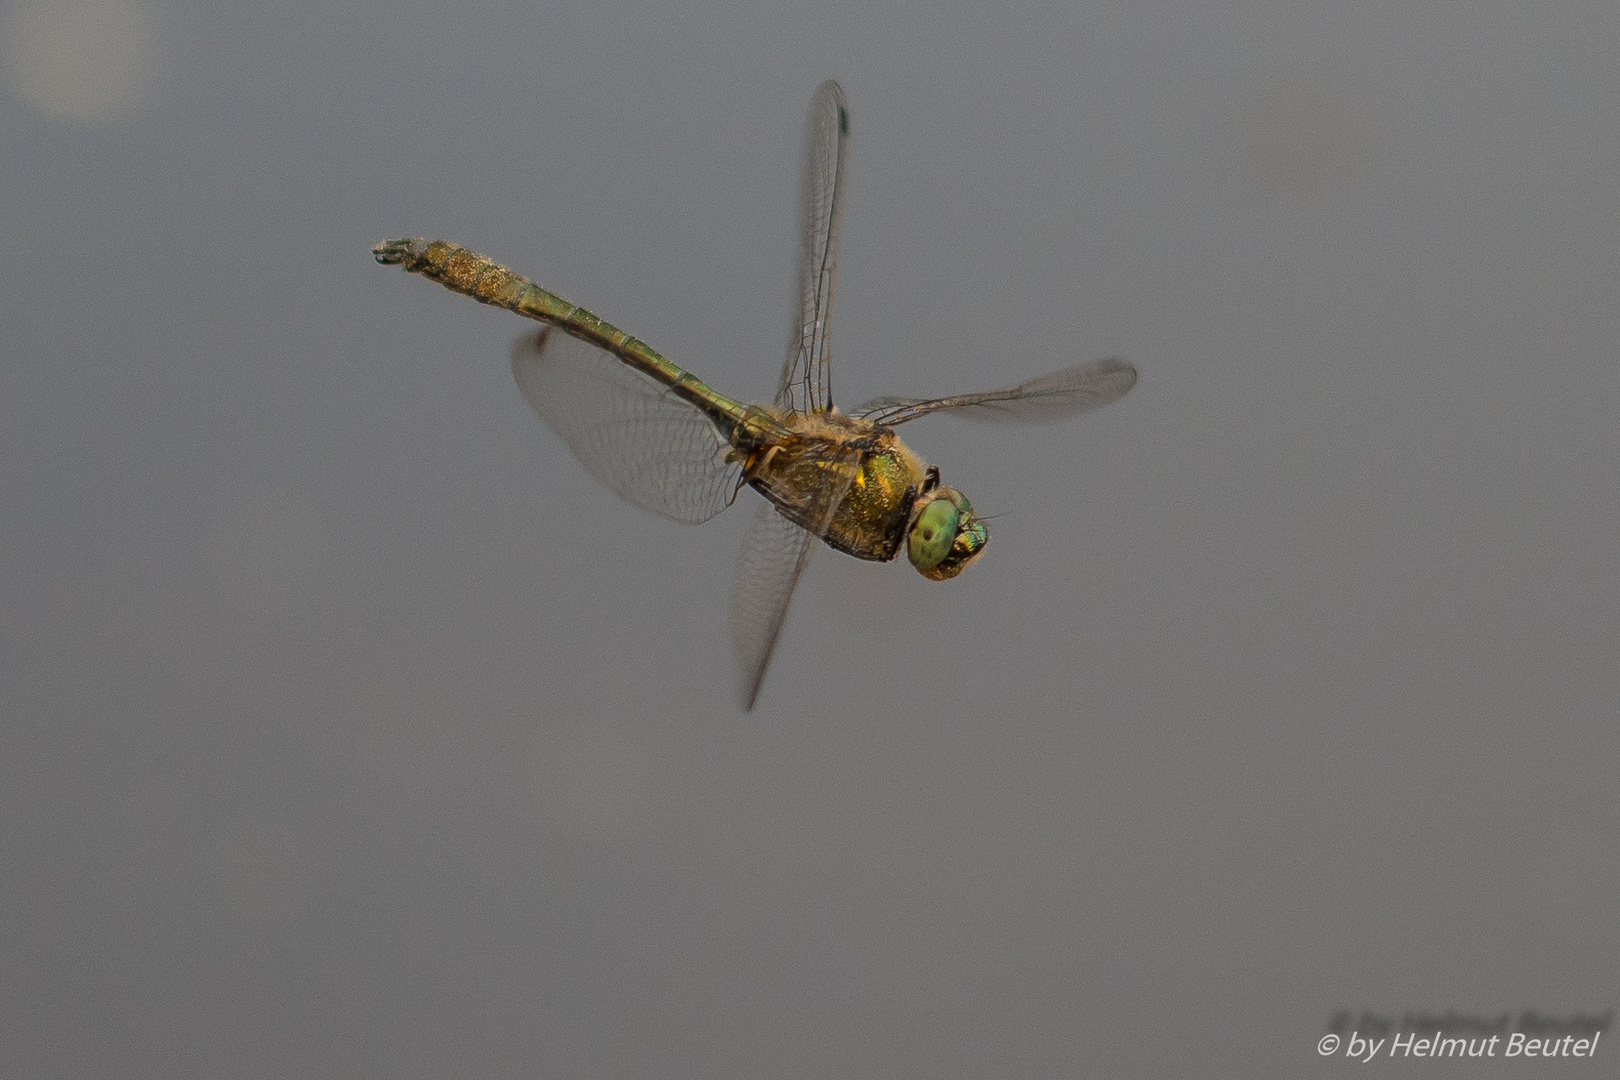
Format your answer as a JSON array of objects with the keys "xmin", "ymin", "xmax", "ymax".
[
  {"xmin": 907, "ymin": 488, "xmax": 989, "ymax": 581},
  {"xmin": 907, "ymin": 496, "xmax": 960, "ymax": 572}
]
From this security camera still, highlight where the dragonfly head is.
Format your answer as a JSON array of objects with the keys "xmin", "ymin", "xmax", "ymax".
[{"xmin": 906, "ymin": 487, "xmax": 989, "ymax": 581}]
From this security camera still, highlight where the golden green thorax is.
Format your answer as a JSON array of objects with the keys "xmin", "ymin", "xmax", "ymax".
[{"xmin": 740, "ymin": 408, "xmax": 931, "ymax": 566}]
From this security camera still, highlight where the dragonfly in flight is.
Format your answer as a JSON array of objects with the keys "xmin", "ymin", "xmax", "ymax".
[{"xmin": 374, "ymin": 80, "xmax": 1136, "ymax": 709}]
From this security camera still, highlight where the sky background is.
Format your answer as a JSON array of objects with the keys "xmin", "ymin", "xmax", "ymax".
[{"xmin": 3, "ymin": 0, "xmax": 1617, "ymax": 1076}]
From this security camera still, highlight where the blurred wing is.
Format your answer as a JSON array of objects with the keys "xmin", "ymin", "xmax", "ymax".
[
  {"xmin": 853, "ymin": 358, "xmax": 1138, "ymax": 427},
  {"xmin": 729, "ymin": 501, "xmax": 819, "ymax": 711},
  {"xmin": 511, "ymin": 328, "xmax": 743, "ymax": 524},
  {"xmin": 776, "ymin": 80, "xmax": 850, "ymax": 415},
  {"xmin": 728, "ymin": 443, "xmax": 862, "ymax": 711}
]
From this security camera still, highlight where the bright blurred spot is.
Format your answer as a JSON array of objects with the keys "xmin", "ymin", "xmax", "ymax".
[{"xmin": 1, "ymin": 0, "xmax": 163, "ymax": 124}]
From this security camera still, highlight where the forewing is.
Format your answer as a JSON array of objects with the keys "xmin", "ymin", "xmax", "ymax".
[
  {"xmin": 511, "ymin": 328, "xmax": 742, "ymax": 524},
  {"xmin": 728, "ymin": 442, "xmax": 862, "ymax": 711},
  {"xmin": 854, "ymin": 357, "xmax": 1138, "ymax": 427},
  {"xmin": 729, "ymin": 501, "xmax": 819, "ymax": 711},
  {"xmin": 776, "ymin": 80, "xmax": 850, "ymax": 415}
]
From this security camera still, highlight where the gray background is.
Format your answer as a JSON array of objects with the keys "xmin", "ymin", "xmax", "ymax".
[{"xmin": 3, "ymin": 0, "xmax": 1616, "ymax": 1076}]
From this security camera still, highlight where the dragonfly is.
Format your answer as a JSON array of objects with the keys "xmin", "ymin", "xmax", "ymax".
[{"xmin": 373, "ymin": 80, "xmax": 1137, "ymax": 710}]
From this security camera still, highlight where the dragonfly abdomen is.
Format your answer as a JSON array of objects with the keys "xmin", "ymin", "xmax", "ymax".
[
  {"xmin": 374, "ymin": 238, "xmax": 762, "ymax": 441},
  {"xmin": 373, "ymin": 239, "xmax": 623, "ymax": 342},
  {"xmin": 373, "ymin": 238, "xmax": 537, "ymax": 309}
]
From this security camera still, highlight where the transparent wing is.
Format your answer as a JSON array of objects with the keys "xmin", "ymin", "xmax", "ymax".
[
  {"xmin": 729, "ymin": 501, "xmax": 819, "ymax": 712},
  {"xmin": 853, "ymin": 357, "xmax": 1138, "ymax": 427},
  {"xmin": 728, "ymin": 443, "xmax": 862, "ymax": 711},
  {"xmin": 776, "ymin": 80, "xmax": 850, "ymax": 415},
  {"xmin": 511, "ymin": 328, "xmax": 743, "ymax": 524}
]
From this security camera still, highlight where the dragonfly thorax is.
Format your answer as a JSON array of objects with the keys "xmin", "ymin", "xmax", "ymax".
[{"xmin": 741, "ymin": 412, "xmax": 925, "ymax": 564}]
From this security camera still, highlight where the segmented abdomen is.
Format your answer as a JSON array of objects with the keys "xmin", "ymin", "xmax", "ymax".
[
  {"xmin": 373, "ymin": 236, "xmax": 771, "ymax": 445},
  {"xmin": 373, "ymin": 238, "xmax": 533, "ymax": 310}
]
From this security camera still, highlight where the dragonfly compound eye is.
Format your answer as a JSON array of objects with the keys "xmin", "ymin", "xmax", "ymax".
[{"xmin": 907, "ymin": 488, "xmax": 989, "ymax": 581}]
